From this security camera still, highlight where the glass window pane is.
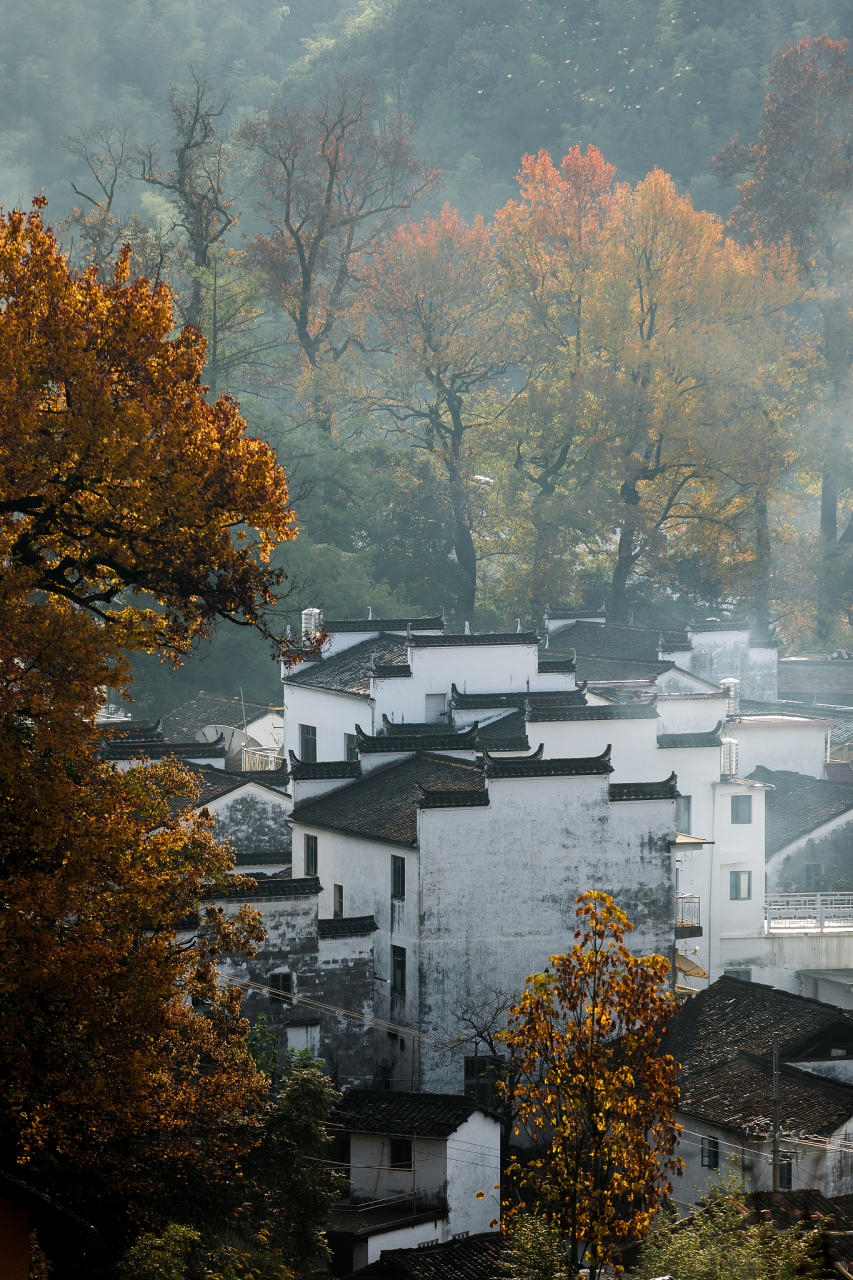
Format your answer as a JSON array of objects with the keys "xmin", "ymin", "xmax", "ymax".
[
  {"xmin": 304, "ymin": 833, "xmax": 318, "ymax": 876},
  {"xmin": 675, "ymin": 795, "xmax": 692, "ymax": 834},
  {"xmin": 392, "ymin": 855, "xmax": 406, "ymax": 899},
  {"xmin": 299, "ymin": 724, "xmax": 317, "ymax": 763},
  {"xmin": 345, "ymin": 732, "xmax": 358, "ymax": 762}
]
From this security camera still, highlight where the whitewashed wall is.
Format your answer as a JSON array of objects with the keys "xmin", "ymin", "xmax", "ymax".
[
  {"xmin": 446, "ymin": 1112, "xmax": 502, "ymax": 1237},
  {"xmin": 733, "ymin": 717, "xmax": 828, "ymax": 779},
  {"xmin": 283, "ymin": 683, "xmax": 372, "ymax": 762},
  {"xmin": 416, "ymin": 773, "xmax": 676, "ymax": 1092}
]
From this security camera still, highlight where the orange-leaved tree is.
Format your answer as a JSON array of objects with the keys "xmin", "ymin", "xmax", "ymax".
[
  {"xmin": 500, "ymin": 891, "xmax": 681, "ymax": 1280},
  {"xmin": 491, "ymin": 147, "xmax": 804, "ymax": 624},
  {"xmin": 0, "ymin": 202, "xmax": 319, "ymax": 1245},
  {"xmin": 364, "ymin": 203, "xmax": 524, "ymax": 615}
]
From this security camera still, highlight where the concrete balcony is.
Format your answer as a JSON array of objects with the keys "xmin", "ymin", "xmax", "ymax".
[
  {"xmin": 676, "ymin": 892, "xmax": 702, "ymax": 938},
  {"xmin": 766, "ymin": 893, "xmax": 853, "ymax": 933}
]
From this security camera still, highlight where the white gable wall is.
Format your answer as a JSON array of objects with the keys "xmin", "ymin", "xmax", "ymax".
[
  {"xmin": 283, "ymin": 683, "xmax": 371, "ymax": 763},
  {"xmin": 732, "ymin": 717, "xmax": 828, "ymax": 779},
  {"xmin": 446, "ymin": 1111, "xmax": 502, "ymax": 1237},
  {"xmin": 527, "ymin": 717, "xmax": 659, "ymax": 780}
]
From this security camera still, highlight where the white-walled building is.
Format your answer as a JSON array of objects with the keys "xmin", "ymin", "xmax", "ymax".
[{"xmin": 328, "ymin": 1092, "xmax": 501, "ymax": 1272}]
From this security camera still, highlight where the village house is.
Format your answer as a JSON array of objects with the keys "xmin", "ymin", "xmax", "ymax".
[
  {"xmin": 667, "ymin": 977, "xmax": 853, "ymax": 1208},
  {"xmin": 326, "ymin": 1092, "xmax": 501, "ymax": 1273}
]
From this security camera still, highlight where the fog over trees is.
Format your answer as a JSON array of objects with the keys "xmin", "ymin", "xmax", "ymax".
[{"xmin": 3, "ymin": 0, "xmax": 852, "ymax": 709}]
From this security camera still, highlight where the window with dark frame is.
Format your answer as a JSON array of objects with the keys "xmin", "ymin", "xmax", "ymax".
[
  {"xmin": 304, "ymin": 833, "xmax": 318, "ymax": 877},
  {"xmin": 779, "ymin": 1158, "xmax": 793, "ymax": 1190},
  {"xmin": 334, "ymin": 884, "xmax": 344, "ymax": 918},
  {"xmin": 675, "ymin": 795, "xmax": 692, "ymax": 835},
  {"xmin": 345, "ymin": 732, "xmax": 358, "ymax": 762},
  {"xmin": 731, "ymin": 794, "xmax": 752, "ymax": 824},
  {"xmin": 269, "ymin": 972, "xmax": 292, "ymax": 1003},
  {"xmin": 805, "ymin": 862, "xmax": 823, "ymax": 891},
  {"xmin": 701, "ymin": 1135, "xmax": 719, "ymax": 1169},
  {"xmin": 391, "ymin": 945, "xmax": 406, "ymax": 995},
  {"xmin": 299, "ymin": 723, "xmax": 317, "ymax": 763},
  {"xmin": 389, "ymin": 1138, "xmax": 412, "ymax": 1169},
  {"xmin": 730, "ymin": 870, "xmax": 751, "ymax": 901},
  {"xmin": 464, "ymin": 1055, "xmax": 505, "ymax": 1108},
  {"xmin": 392, "ymin": 855, "xmax": 406, "ymax": 899}
]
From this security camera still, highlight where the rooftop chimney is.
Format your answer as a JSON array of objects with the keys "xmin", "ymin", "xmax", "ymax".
[
  {"xmin": 720, "ymin": 677, "xmax": 740, "ymax": 720},
  {"xmin": 302, "ymin": 607, "xmax": 322, "ymax": 641}
]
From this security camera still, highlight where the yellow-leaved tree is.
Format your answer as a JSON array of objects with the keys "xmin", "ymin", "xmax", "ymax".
[{"xmin": 500, "ymin": 891, "xmax": 682, "ymax": 1280}]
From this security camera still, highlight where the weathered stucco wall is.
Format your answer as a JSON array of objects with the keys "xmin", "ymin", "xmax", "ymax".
[
  {"xmin": 206, "ymin": 784, "xmax": 291, "ymax": 860},
  {"xmin": 416, "ymin": 774, "xmax": 676, "ymax": 1093},
  {"xmin": 767, "ymin": 811, "xmax": 853, "ymax": 893}
]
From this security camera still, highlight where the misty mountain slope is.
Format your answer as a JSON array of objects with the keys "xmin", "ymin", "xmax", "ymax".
[
  {"xmin": 0, "ymin": 0, "xmax": 352, "ymax": 215},
  {"xmin": 287, "ymin": 0, "xmax": 852, "ymax": 216}
]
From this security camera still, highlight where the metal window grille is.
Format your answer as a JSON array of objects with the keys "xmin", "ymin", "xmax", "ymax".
[{"xmin": 304, "ymin": 833, "xmax": 318, "ymax": 876}]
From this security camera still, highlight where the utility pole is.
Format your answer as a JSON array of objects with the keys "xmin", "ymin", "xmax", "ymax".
[{"xmin": 772, "ymin": 1034, "xmax": 781, "ymax": 1191}]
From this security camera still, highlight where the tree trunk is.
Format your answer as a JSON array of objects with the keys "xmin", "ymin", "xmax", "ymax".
[
  {"xmin": 452, "ymin": 505, "xmax": 477, "ymax": 616},
  {"xmin": 610, "ymin": 478, "xmax": 640, "ymax": 623},
  {"xmin": 753, "ymin": 489, "xmax": 772, "ymax": 640}
]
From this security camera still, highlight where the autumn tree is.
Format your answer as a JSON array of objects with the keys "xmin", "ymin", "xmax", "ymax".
[
  {"xmin": 500, "ymin": 891, "xmax": 681, "ymax": 1280},
  {"xmin": 240, "ymin": 76, "xmax": 438, "ymax": 433},
  {"xmin": 0, "ymin": 201, "xmax": 319, "ymax": 1260},
  {"xmin": 365, "ymin": 203, "xmax": 523, "ymax": 614},
  {"xmin": 492, "ymin": 147, "xmax": 803, "ymax": 625},
  {"xmin": 714, "ymin": 36, "xmax": 853, "ymax": 643}
]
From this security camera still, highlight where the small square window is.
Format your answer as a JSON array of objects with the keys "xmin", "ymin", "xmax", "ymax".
[
  {"xmin": 701, "ymin": 1136, "xmax": 719, "ymax": 1169},
  {"xmin": 731, "ymin": 794, "xmax": 752, "ymax": 824},
  {"xmin": 334, "ymin": 884, "xmax": 344, "ymax": 919},
  {"xmin": 730, "ymin": 871, "xmax": 751, "ymax": 901},
  {"xmin": 390, "ymin": 1138, "xmax": 412, "ymax": 1169},
  {"xmin": 304, "ymin": 833, "xmax": 318, "ymax": 877},
  {"xmin": 392, "ymin": 855, "xmax": 406, "ymax": 899},
  {"xmin": 270, "ymin": 972, "xmax": 292, "ymax": 1003},
  {"xmin": 725, "ymin": 969, "xmax": 751, "ymax": 982},
  {"xmin": 345, "ymin": 732, "xmax": 358, "ymax": 762},
  {"xmin": 392, "ymin": 945, "xmax": 406, "ymax": 995},
  {"xmin": 675, "ymin": 795, "xmax": 692, "ymax": 835},
  {"xmin": 299, "ymin": 724, "xmax": 317, "ymax": 763}
]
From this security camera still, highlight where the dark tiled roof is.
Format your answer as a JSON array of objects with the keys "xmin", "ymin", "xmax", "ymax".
[
  {"xmin": 667, "ymin": 975, "xmax": 853, "ymax": 1076},
  {"xmin": 417, "ymin": 787, "xmax": 490, "ymax": 809},
  {"xmin": 351, "ymin": 1232, "xmax": 506, "ymax": 1280},
  {"xmin": 324, "ymin": 615, "xmax": 444, "ymax": 633},
  {"xmin": 548, "ymin": 621, "xmax": 689, "ymax": 661},
  {"xmin": 749, "ymin": 767, "xmax": 853, "ymax": 856},
  {"xmin": 99, "ymin": 735, "xmax": 227, "ymax": 762},
  {"xmin": 335, "ymin": 1090, "xmax": 490, "ymax": 1138},
  {"xmin": 191, "ymin": 765, "xmax": 291, "ymax": 807},
  {"xmin": 208, "ymin": 876, "xmax": 321, "ymax": 900},
  {"xmin": 609, "ymin": 772, "xmax": 679, "ymax": 801},
  {"xmin": 292, "ymin": 754, "xmax": 484, "ymax": 846},
  {"xmin": 286, "ymin": 636, "xmax": 407, "ymax": 696},
  {"xmin": 373, "ymin": 663, "xmax": 412, "ymax": 678},
  {"xmin": 577, "ymin": 656, "xmax": 677, "ymax": 681},
  {"xmin": 545, "ymin": 606, "xmax": 607, "ymax": 621},
  {"xmin": 588, "ymin": 681, "xmax": 658, "ymax": 704},
  {"xmin": 411, "ymin": 631, "xmax": 539, "ymax": 647},
  {"xmin": 483, "ymin": 745, "xmax": 613, "ymax": 779},
  {"xmin": 449, "ymin": 685, "xmax": 587, "ymax": 709},
  {"xmin": 537, "ymin": 656, "xmax": 577, "ymax": 673},
  {"xmin": 826, "ymin": 762, "xmax": 853, "ymax": 782},
  {"xmin": 356, "ymin": 723, "xmax": 478, "ymax": 754},
  {"xmin": 288, "ymin": 754, "xmax": 361, "ymax": 781},
  {"xmin": 475, "ymin": 709, "xmax": 530, "ymax": 750},
  {"xmin": 160, "ymin": 692, "xmax": 280, "ymax": 742},
  {"xmin": 679, "ymin": 1050, "xmax": 853, "ymax": 1136},
  {"xmin": 318, "ymin": 915, "xmax": 378, "ymax": 938},
  {"xmin": 382, "ymin": 716, "xmax": 454, "ymax": 735},
  {"xmin": 526, "ymin": 702, "xmax": 658, "ymax": 722},
  {"xmin": 657, "ymin": 722, "xmax": 724, "ymax": 749},
  {"xmin": 100, "ymin": 718, "xmax": 163, "ymax": 739}
]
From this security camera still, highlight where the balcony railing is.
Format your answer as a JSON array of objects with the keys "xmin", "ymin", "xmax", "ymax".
[
  {"xmin": 676, "ymin": 893, "xmax": 701, "ymax": 928},
  {"xmin": 766, "ymin": 893, "xmax": 853, "ymax": 932}
]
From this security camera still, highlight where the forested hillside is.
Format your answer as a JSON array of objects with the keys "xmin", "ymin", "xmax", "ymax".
[{"xmin": 3, "ymin": 1, "xmax": 852, "ymax": 711}]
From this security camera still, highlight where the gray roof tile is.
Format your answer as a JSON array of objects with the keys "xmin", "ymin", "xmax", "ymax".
[
  {"xmin": 335, "ymin": 1090, "xmax": 491, "ymax": 1138},
  {"xmin": 286, "ymin": 636, "xmax": 407, "ymax": 696},
  {"xmin": 749, "ymin": 767, "xmax": 853, "ymax": 855}
]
